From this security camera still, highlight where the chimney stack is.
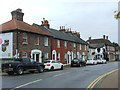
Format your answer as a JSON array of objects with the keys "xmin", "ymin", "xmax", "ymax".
[
  {"xmin": 11, "ymin": 8, "xmax": 24, "ymax": 21},
  {"xmin": 106, "ymin": 36, "xmax": 108, "ymax": 40},
  {"xmin": 89, "ymin": 37, "xmax": 91, "ymax": 40},
  {"xmin": 41, "ymin": 18, "xmax": 50, "ymax": 29},
  {"xmin": 59, "ymin": 26, "xmax": 66, "ymax": 32},
  {"xmin": 103, "ymin": 35, "xmax": 106, "ymax": 39}
]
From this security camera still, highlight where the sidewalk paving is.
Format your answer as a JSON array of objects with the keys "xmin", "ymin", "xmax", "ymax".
[{"xmin": 94, "ymin": 69, "xmax": 120, "ymax": 88}]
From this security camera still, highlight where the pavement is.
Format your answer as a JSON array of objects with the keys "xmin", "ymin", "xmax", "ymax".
[{"xmin": 94, "ymin": 69, "xmax": 120, "ymax": 89}]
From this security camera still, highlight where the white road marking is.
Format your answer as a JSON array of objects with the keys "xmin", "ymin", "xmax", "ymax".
[
  {"xmin": 11, "ymin": 71, "xmax": 70, "ymax": 89},
  {"xmin": 53, "ymin": 72, "xmax": 70, "ymax": 77},
  {"xmin": 11, "ymin": 79, "xmax": 42, "ymax": 90}
]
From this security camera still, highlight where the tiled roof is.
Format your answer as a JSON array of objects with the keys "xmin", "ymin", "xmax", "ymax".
[
  {"xmin": 33, "ymin": 23, "xmax": 87, "ymax": 45},
  {"xmin": 0, "ymin": 19, "xmax": 51, "ymax": 36},
  {"xmin": 89, "ymin": 43, "xmax": 105, "ymax": 49},
  {"xmin": 87, "ymin": 38, "xmax": 114, "ymax": 47}
]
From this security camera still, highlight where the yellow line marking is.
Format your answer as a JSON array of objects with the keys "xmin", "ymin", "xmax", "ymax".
[{"xmin": 87, "ymin": 69, "xmax": 119, "ymax": 90}]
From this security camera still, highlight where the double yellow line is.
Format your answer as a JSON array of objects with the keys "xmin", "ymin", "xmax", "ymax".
[{"xmin": 86, "ymin": 69, "xmax": 119, "ymax": 90}]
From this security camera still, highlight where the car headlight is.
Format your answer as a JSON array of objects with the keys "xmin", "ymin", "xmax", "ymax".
[{"xmin": 9, "ymin": 64, "xmax": 12, "ymax": 67}]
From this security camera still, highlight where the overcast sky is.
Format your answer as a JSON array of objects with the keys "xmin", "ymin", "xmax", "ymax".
[{"xmin": 0, "ymin": 0, "xmax": 119, "ymax": 43}]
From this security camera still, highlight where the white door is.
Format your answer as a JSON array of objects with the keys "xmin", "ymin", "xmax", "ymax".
[
  {"xmin": 67, "ymin": 51, "xmax": 71, "ymax": 64},
  {"xmin": 31, "ymin": 49, "xmax": 42, "ymax": 62}
]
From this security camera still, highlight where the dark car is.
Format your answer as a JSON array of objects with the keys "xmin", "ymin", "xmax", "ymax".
[
  {"xmin": 71, "ymin": 58, "xmax": 86, "ymax": 67},
  {"xmin": 79, "ymin": 58, "xmax": 86, "ymax": 66},
  {"xmin": 2, "ymin": 58, "xmax": 45, "ymax": 75}
]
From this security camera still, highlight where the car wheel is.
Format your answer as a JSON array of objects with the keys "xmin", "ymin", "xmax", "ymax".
[
  {"xmin": 16, "ymin": 67, "xmax": 23, "ymax": 75},
  {"xmin": 84, "ymin": 64, "xmax": 86, "ymax": 66},
  {"xmin": 38, "ymin": 66, "xmax": 44, "ymax": 73},
  {"xmin": 7, "ymin": 71, "xmax": 14, "ymax": 75},
  {"xmin": 60, "ymin": 65, "xmax": 63, "ymax": 70},
  {"xmin": 50, "ymin": 66, "xmax": 54, "ymax": 71}
]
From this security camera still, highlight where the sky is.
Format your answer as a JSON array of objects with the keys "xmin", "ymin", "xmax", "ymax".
[{"xmin": 0, "ymin": 0, "xmax": 119, "ymax": 43}]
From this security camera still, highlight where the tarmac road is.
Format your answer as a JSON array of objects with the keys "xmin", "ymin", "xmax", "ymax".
[{"xmin": 1, "ymin": 61, "xmax": 119, "ymax": 89}]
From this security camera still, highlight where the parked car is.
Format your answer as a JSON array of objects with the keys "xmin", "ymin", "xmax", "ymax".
[
  {"xmin": 97, "ymin": 59, "xmax": 107, "ymax": 64},
  {"xmin": 2, "ymin": 58, "xmax": 45, "ymax": 75},
  {"xmin": 43, "ymin": 60, "xmax": 64, "ymax": 70},
  {"xmin": 79, "ymin": 58, "xmax": 86, "ymax": 66},
  {"xmin": 71, "ymin": 58, "xmax": 86, "ymax": 67},
  {"xmin": 96, "ymin": 59, "xmax": 103, "ymax": 64},
  {"xmin": 86, "ymin": 58, "xmax": 97, "ymax": 65}
]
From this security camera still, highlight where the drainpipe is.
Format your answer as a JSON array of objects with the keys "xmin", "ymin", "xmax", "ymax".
[
  {"xmin": 76, "ymin": 43, "xmax": 77, "ymax": 58},
  {"xmin": 16, "ymin": 30, "xmax": 19, "ymax": 58}
]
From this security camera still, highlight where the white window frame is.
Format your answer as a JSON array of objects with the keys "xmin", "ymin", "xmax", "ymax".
[
  {"xmin": 64, "ymin": 41, "xmax": 67, "ymax": 48},
  {"xmin": 57, "ymin": 53, "xmax": 60, "ymax": 61},
  {"xmin": 35, "ymin": 36, "xmax": 39, "ymax": 45},
  {"xmin": 85, "ymin": 45, "xmax": 86, "ymax": 50},
  {"xmin": 74, "ymin": 43, "xmax": 76, "ymax": 48},
  {"xmin": 22, "ymin": 52, "xmax": 27, "ymax": 58},
  {"xmin": 44, "ymin": 37, "xmax": 48, "ymax": 46},
  {"xmin": 80, "ymin": 44, "xmax": 81, "ymax": 50},
  {"xmin": 22, "ymin": 33, "xmax": 28, "ymax": 44},
  {"xmin": 57, "ymin": 40, "xmax": 60, "ymax": 48},
  {"xmin": 44, "ymin": 53, "xmax": 49, "ymax": 59},
  {"xmin": 64, "ymin": 53, "xmax": 67, "ymax": 61}
]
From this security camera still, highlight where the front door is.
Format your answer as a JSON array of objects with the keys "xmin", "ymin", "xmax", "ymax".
[
  {"xmin": 67, "ymin": 54, "xmax": 71, "ymax": 64},
  {"xmin": 31, "ymin": 50, "xmax": 42, "ymax": 63},
  {"xmin": 32, "ymin": 53, "xmax": 40, "ymax": 62},
  {"xmin": 36, "ymin": 54, "xmax": 39, "ymax": 62}
]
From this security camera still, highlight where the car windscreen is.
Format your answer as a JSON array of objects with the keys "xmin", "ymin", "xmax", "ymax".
[
  {"xmin": 73, "ymin": 59, "xmax": 78, "ymax": 61},
  {"xmin": 87, "ymin": 59, "xmax": 92, "ymax": 60},
  {"xmin": 44, "ymin": 61, "xmax": 50, "ymax": 63},
  {"xmin": 14, "ymin": 58, "xmax": 22, "ymax": 62}
]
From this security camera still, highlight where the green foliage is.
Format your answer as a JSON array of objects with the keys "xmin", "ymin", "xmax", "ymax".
[
  {"xmin": 112, "ymin": 42, "xmax": 119, "ymax": 46},
  {"xmin": 114, "ymin": 11, "xmax": 120, "ymax": 19}
]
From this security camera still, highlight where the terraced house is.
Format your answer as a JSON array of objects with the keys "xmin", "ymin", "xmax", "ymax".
[
  {"xmin": 33, "ymin": 19, "xmax": 88, "ymax": 64},
  {"xmin": 0, "ymin": 9, "xmax": 88, "ymax": 65}
]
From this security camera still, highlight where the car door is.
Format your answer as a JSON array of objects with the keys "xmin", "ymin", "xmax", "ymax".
[
  {"xmin": 51, "ymin": 61, "xmax": 56, "ymax": 69},
  {"xmin": 23, "ymin": 58, "xmax": 35, "ymax": 70},
  {"xmin": 55, "ymin": 61, "xmax": 61, "ymax": 69},
  {"xmin": 29, "ymin": 58, "xmax": 37, "ymax": 69}
]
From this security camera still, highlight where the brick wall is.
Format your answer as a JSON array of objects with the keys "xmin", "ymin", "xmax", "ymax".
[{"xmin": 13, "ymin": 31, "xmax": 52, "ymax": 60}]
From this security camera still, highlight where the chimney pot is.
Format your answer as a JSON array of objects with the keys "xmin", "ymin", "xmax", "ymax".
[
  {"xmin": 89, "ymin": 37, "xmax": 91, "ymax": 40},
  {"xmin": 106, "ymin": 36, "xmax": 108, "ymax": 40},
  {"xmin": 103, "ymin": 35, "xmax": 106, "ymax": 39},
  {"xmin": 60, "ymin": 26, "xmax": 61, "ymax": 30}
]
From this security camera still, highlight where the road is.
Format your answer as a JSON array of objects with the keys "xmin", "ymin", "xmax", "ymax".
[{"xmin": 1, "ymin": 61, "xmax": 119, "ymax": 89}]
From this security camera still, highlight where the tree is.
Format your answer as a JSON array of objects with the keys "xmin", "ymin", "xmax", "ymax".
[
  {"xmin": 114, "ymin": 11, "xmax": 120, "ymax": 19},
  {"xmin": 112, "ymin": 42, "xmax": 119, "ymax": 46}
]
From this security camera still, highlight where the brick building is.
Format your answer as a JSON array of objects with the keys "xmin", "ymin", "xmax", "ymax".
[
  {"xmin": 0, "ymin": 9, "xmax": 88, "ymax": 64},
  {"xmin": 0, "ymin": 9, "xmax": 52, "ymax": 62},
  {"xmin": 33, "ymin": 19, "xmax": 88, "ymax": 64}
]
